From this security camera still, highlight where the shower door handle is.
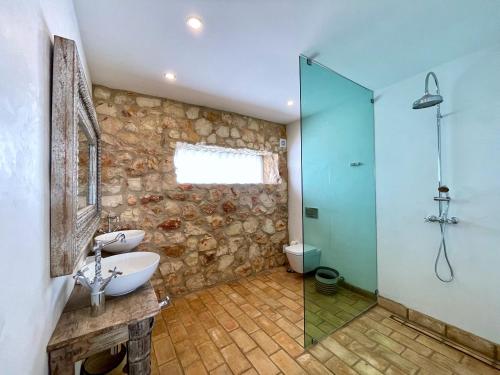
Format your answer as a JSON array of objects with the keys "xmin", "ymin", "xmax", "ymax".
[{"xmin": 350, "ymin": 162, "xmax": 363, "ymax": 167}]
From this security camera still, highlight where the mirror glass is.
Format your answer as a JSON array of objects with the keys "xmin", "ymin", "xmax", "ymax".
[{"xmin": 77, "ymin": 119, "xmax": 96, "ymax": 210}]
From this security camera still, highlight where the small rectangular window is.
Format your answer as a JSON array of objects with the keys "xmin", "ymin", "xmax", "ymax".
[{"xmin": 174, "ymin": 142, "xmax": 281, "ymax": 184}]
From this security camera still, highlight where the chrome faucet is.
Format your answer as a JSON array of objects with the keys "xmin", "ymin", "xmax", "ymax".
[
  {"xmin": 107, "ymin": 213, "xmax": 119, "ymax": 233},
  {"xmin": 74, "ymin": 233, "xmax": 125, "ymax": 317}
]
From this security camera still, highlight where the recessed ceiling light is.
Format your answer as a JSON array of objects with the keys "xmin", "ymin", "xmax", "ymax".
[
  {"xmin": 186, "ymin": 16, "xmax": 203, "ymax": 30},
  {"xmin": 165, "ymin": 72, "xmax": 176, "ymax": 81},
  {"xmin": 287, "ymin": 100, "xmax": 294, "ymax": 107}
]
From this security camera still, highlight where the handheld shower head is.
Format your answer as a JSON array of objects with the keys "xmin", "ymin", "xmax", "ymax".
[
  {"xmin": 438, "ymin": 186, "xmax": 449, "ymax": 193},
  {"xmin": 412, "ymin": 72, "xmax": 443, "ymax": 109}
]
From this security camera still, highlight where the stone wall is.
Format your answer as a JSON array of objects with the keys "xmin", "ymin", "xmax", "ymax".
[{"xmin": 93, "ymin": 85, "xmax": 289, "ymax": 297}]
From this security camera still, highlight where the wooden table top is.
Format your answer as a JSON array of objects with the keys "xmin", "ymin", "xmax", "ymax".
[{"xmin": 47, "ymin": 282, "xmax": 159, "ymax": 351}]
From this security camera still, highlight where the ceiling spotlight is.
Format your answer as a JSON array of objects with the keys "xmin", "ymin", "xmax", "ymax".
[
  {"xmin": 165, "ymin": 72, "xmax": 176, "ymax": 81},
  {"xmin": 186, "ymin": 16, "xmax": 203, "ymax": 30},
  {"xmin": 287, "ymin": 100, "xmax": 294, "ymax": 107}
]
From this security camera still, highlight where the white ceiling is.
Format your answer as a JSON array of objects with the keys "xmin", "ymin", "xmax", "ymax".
[{"xmin": 74, "ymin": 0, "xmax": 500, "ymax": 124}]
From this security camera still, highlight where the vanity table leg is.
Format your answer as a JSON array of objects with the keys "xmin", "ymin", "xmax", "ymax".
[
  {"xmin": 49, "ymin": 347, "xmax": 75, "ymax": 375},
  {"xmin": 127, "ymin": 317, "xmax": 154, "ymax": 375}
]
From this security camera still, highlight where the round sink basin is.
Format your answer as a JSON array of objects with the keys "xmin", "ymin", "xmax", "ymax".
[
  {"xmin": 94, "ymin": 230, "xmax": 145, "ymax": 253},
  {"xmin": 83, "ymin": 252, "xmax": 160, "ymax": 296}
]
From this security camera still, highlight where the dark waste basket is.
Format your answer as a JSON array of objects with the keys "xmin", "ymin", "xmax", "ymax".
[{"xmin": 314, "ymin": 267, "xmax": 340, "ymax": 295}]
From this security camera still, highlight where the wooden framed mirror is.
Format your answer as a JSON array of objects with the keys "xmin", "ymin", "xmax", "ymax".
[{"xmin": 50, "ymin": 36, "xmax": 101, "ymax": 277}]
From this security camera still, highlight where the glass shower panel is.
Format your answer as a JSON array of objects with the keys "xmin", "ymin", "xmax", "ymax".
[{"xmin": 300, "ymin": 56, "xmax": 377, "ymax": 347}]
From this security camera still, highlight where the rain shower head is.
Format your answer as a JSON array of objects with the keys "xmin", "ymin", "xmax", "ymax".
[
  {"xmin": 412, "ymin": 72, "xmax": 443, "ymax": 109},
  {"xmin": 413, "ymin": 93, "xmax": 443, "ymax": 109}
]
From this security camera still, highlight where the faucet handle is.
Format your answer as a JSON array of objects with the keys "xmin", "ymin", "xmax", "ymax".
[
  {"xmin": 108, "ymin": 268, "xmax": 123, "ymax": 276},
  {"xmin": 100, "ymin": 266, "xmax": 122, "ymax": 291}
]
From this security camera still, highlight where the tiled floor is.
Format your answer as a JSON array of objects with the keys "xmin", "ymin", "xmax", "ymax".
[
  {"xmin": 151, "ymin": 267, "xmax": 498, "ymax": 375},
  {"xmin": 304, "ymin": 275, "xmax": 376, "ymax": 346}
]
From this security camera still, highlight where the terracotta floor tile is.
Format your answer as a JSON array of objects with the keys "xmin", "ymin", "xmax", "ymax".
[
  {"xmin": 168, "ymin": 321, "xmax": 189, "ymax": 343},
  {"xmin": 198, "ymin": 310, "xmax": 219, "ymax": 329},
  {"xmin": 256, "ymin": 316, "xmax": 281, "ymax": 336},
  {"xmin": 229, "ymin": 328, "xmax": 257, "ymax": 353},
  {"xmin": 401, "ymin": 348, "xmax": 452, "ymax": 375},
  {"xmin": 246, "ymin": 347, "xmax": 280, "ymax": 374},
  {"xmin": 276, "ymin": 306, "xmax": 303, "ymax": 323},
  {"xmin": 153, "ymin": 336, "xmax": 176, "ymax": 365},
  {"xmin": 209, "ymin": 364, "xmax": 233, "ymax": 375},
  {"xmin": 296, "ymin": 353, "xmax": 333, "ymax": 374},
  {"xmin": 385, "ymin": 365, "xmax": 407, "ymax": 375},
  {"xmin": 271, "ymin": 349, "xmax": 307, "ymax": 375},
  {"xmin": 276, "ymin": 317, "xmax": 303, "ymax": 338},
  {"xmin": 217, "ymin": 312, "xmax": 240, "ymax": 332},
  {"xmin": 228, "ymin": 292, "xmax": 247, "ymax": 305},
  {"xmin": 389, "ymin": 331, "xmax": 432, "ymax": 356},
  {"xmin": 341, "ymin": 326, "xmax": 376, "ymax": 348},
  {"xmin": 159, "ymin": 359, "xmax": 183, "ymax": 375},
  {"xmin": 381, "ymin": 318, "xmax": 419, "ymax": 339},
  {"xmin": 149, "ymin": 267, "xmax": 488, "ymax": 375},
  {"xmin": 308, "ymin": 343, "xmax": 333, "ymax": 362},
  {"xmin": 241, "ymin": 369, "xmax": 258, "ymax": 375},
  {"xmin": 197, "ymin": 340, "xmax": 225, "ymax": 371},
  {"xmin": 208, "ymin": 325, "xmax": 233, "ymax": 349},
  {"xmin": 240, "ymin": 303, "xmax": 262, "ymax": 319},
  {"xmin": 347, "ymin": 341, "xmax": 390, "ymax": 372},
  {"xmin": 372, "ymin": 345, "xmax": 420, "ymax": 375},
  {"xmin": 180, "ymin": 310, "xmax": 197, "ymax": 326},
  {"xmin": 353, "ymin": 360, "xmax": 385, "ymax": 375},
  {"xmin": 331, "ymin": 330, "xmax": 354, "ymax": 347},
  {"xmin": 365, "ymin": 329, "xmax": 405, "ymax": 354},
  {"xmin": 185, "ymin": 360, "xmax": 209, "ymax": 375},
  {"xmin": 320, "ymin": 336, "xmax": 359, "ymax": 366},
  {"xmin": 220, "ymin": 343, "xmax": 252, "ymax": 374},
  {"xmin": 235, "ymin": 313, "xmax": 259, "ymax": 334},
  {"xmin": 174, "ymin": 339, "xmax": 201, "ymax": 368},
  {"xmin": 272, "ymin": 331, "xmax": 305, "ymax": 358},
  {"xmin": 260, "ymin": 304, "xmax": 282, "ymax": 321},
  {"xmin": 324, "ymin": 354, "xmax": 359, "ymax": 375},
  {"xmin": 430, "ymin": 352, "xmax": 477, "ymax": 375},
  {"xmin": 359, "ymin": 316, "xmax": 393, "ymax": 336},
  {"xmin": 415, "ymin": 335, "xmax": 463, "ymax": 362},
  {"xmin": 161, "ymin": 306, "xmax": 178, "ymax": 323},
  {"xmin": 279, "ymin": 296, "xmax": 302, "ymax": 311},
  {"xmin": 187, "ymin": 322, "xmax": 212, "ymax": 346},
  {"xmin": 223, "ymin": 302, "xmax": 245, "ymax": 318},
  {"xmin": 250, "ymin": 329, "xmax": 280, "ymax": 355},
  {"xmin": 152, "ymin": 317, "xmax": 168, "ymax": 340},
  {"xmin": 459, "ymin": 355, "xmax": 500, "ymax": 375}
]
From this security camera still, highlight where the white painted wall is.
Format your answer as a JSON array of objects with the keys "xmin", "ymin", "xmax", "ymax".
[
  {"xmin": 0, "ymin": 1, "xmax": 90, "ymax": 373},
  {"xmin": 287, "ymin": 120, "xmax": 303, "ymax": 243},
  {"xmin": 375, "ymin": 44, "xmax": 500, "ymax": 343}
]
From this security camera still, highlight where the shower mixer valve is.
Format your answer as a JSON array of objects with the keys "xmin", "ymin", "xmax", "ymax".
[
  {"xmin": 424, "ymin": 215, "xmax": 459, "ymax": 224},
  {"xmin": 424, "ymin": 186, "xmax": 459, "ymax": 225}
]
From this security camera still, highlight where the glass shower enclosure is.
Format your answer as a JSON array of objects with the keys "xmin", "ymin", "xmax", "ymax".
[{"xmin": 300, "ymin": 56, "xmax": 377, "ymax": 347}]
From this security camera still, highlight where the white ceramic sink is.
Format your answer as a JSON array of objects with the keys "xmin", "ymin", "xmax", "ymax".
[
  {"xmin": 94, "ymin": 230, "xmax": 145, "ymax": 253},
  {"xmin": 83, "ymin": 252, "xmax": 160, "ymax": 296}
]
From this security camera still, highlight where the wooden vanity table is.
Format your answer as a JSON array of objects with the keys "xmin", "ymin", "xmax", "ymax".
[{"xmin": 47, "ymin": 282, "xmax": 159, "ymax": 375}]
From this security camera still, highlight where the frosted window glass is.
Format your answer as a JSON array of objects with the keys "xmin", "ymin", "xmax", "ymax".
[{"xmin": 174, "ymin": 143, "xmax": 265, "ymax": 184}]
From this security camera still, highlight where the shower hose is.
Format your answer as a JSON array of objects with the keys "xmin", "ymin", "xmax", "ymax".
[{"xmin": 435, "ymin": 201, "xmax": 454, "ymax": 282}]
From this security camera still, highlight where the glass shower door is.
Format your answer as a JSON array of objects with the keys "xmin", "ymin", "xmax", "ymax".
[{"xmin": 300, "ymin": 56, "xmax": 377, "ymax": 347}]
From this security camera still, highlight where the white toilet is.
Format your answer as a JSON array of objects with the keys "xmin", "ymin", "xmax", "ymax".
[{"xmin": 284, "ymin": 243, "xmax": 321, "ymax": 273}]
